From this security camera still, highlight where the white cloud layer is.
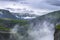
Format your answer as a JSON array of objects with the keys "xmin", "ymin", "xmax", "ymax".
[{"xmin": 0, "ymin": 0, "xmax": 60, "ymax": 15}]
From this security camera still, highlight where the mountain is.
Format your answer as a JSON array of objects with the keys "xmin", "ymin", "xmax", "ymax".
[
  {"xmin": 0, "ymin": 9, "xmax": 60, "ymax": 40},
  {"xmin": 30, "ymin": 10, "xmax": 60, "ymax": 40},
  {"xmin": 0, "ymin": 9, "xmax": 37, "ymax": 20},
  {"xmin": 0, "ymin": 9, "xmax": 30, "ymax": 40},
  {"xmin": 0, "ymin": 18, "xmax": 28, "ymax": 40},
  {"xmin": 0, "ymin": 9, "xmax": 17, "ymax": 19},
  {"xmin": 32, "ymin": 10, "xmax": 60, "ymax": 23}
]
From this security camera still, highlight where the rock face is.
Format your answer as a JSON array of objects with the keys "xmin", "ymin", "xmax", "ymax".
[
  {"xmin": 0, "ymin": 33, "xmax": 10, "ymax": 40},
  {"xmin": 0, "ymin": 18, "xmax": 28, "ymax": 40},
  {"xmin": 54, "ymin": 29, "xmax": 60, "ymax": 40},
  {"xmin": 54, "ymin": 24, "xmax": 60, "ymax": 40}
]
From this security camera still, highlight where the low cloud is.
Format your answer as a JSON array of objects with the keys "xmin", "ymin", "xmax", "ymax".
[{"xmin": 0, "ymin": 0, "xmax": 60, "ymax": 15}]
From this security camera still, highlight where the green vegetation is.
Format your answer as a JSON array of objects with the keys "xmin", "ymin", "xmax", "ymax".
[
  {"xmin": 0, "ymin": 18, "xmax": 28, "ymax": 25},
  {"xmin": 0, "ymin": 25, "xmax": 10, "ymax": 31},
  {"xmin": 10, "ymin": 19, "xmax": 28, "ymax": 25},
  {"xmin": 0, "ymin": 18, "xmax": 28, "ymax": 31},
  {"xmin": 56, "ymin": 24, "xmax": 60, "ymax": 30}
]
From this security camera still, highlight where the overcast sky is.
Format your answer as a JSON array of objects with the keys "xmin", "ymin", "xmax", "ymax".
[{"xmin": 0, "ymin": 0, "xmax": 60, "ymax": 15}]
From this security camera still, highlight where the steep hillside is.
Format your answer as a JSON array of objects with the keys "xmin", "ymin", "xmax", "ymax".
[{"xmin": 30, "ymin": 10, "xmax": 60, "ymax": 40}]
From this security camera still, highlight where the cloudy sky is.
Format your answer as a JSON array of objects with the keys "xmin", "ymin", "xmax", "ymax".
[{"xmin": 0, "ymin": 0, "xmax": 60, "ymax": 15}]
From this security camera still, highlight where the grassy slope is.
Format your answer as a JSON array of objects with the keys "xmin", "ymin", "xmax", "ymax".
[
  {"xmin": 0, "ymin": 18, "xmax": 28, "ymax": 32},
  {"xmin": 56, "ymin": 24, "xmax": 60, "ymax": 30}
]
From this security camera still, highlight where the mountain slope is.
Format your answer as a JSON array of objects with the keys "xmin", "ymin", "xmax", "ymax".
[
  {"xmin": 30, "ymin": 10, "xmax": 60, "ymax": 40},
  {"xmin": 0, "ymin": 9, "xmax": 37, "ymax": 20},
  {"xmin": 0, "ymin": 9, "xmax": 17, "ymax": 19}
]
